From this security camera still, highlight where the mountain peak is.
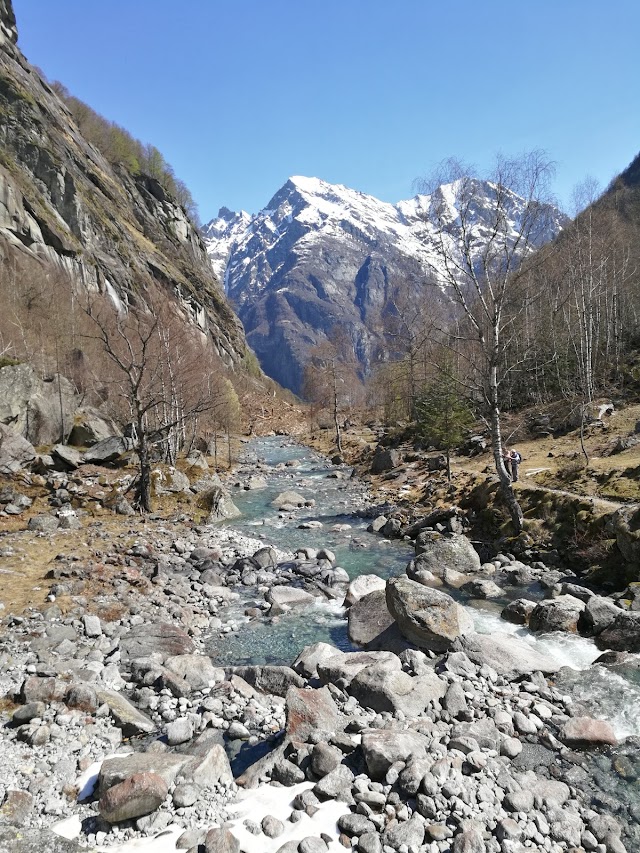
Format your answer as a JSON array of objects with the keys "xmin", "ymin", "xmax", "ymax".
[{"xmin": 203, "ymin": 176, "xmax": 566, "ymax": 393}]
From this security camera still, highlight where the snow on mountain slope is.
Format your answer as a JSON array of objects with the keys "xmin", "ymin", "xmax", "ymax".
[{"xmin": 203, "ymin": 176, "xmax": 565, "ymax": 394}]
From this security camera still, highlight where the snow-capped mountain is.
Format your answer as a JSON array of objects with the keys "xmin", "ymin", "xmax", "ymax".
[{"xmin": 203, "ymin": 176, "xmax": 565, "ymax": 394}]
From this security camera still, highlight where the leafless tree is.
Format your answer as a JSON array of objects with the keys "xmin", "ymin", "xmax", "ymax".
[
  {"xmin": 303, "ymin": 328, "xmax": 361, "ymax": 454},
  {"xmin": 416, "ymin": 151, "xmax": 557, "ymax": 531},
  {"xmin": 82, "ymin": 285, "xmax": 227, "ymax": 511}
]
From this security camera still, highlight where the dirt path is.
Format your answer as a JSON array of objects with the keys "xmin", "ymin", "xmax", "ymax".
[{"xmin": 514, "ymin": 480, "xmax": 633, "ymax": 512}]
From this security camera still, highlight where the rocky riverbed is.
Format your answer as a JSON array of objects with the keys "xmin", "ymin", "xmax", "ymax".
[{"xmin": 1, "ymin": 439, "xmax": 639, "ymax": 853}]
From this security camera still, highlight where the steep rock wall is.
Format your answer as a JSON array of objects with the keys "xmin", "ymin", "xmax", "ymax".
[{"xmin": 0, "ymin": 0, "xmax": 246, "ymax": 367}]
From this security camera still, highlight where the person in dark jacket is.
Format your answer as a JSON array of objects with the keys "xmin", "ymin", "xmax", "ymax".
[{"xmin": 509, "ymin": 449, "xmax": 522, "ymax": 482}]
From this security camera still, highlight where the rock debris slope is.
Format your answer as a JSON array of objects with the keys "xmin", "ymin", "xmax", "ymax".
[{"xmin": 204, "ymin": 175, "xmax": 566, "ymax": 393}]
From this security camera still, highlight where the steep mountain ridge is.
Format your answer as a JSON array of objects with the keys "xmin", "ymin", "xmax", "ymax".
[
  {"xmin": 204, "ymin": 175, "xmax": 566, "ymax": 394},
  {"xmin": 0, "ymin": 0, "xmax": 246, "ymax": 368}
]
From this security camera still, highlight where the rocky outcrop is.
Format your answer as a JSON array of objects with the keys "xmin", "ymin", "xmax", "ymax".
[
  {"xmin": 0, "ymin": 364, "xmax": 78, "ymax": 446},
  {"xmin": 0, "ymin": 422, "xmax": 34, "ymax": 472},
  {"xmin": 0, "ymin": 4, "xmax": 246, "ymax": 376}
]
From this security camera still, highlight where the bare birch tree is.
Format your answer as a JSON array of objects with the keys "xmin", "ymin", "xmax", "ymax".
[{"xmin": 417, "ymin": 151, "xmax": 557, "ymax": 531}]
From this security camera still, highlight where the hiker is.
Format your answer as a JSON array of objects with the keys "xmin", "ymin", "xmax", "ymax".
[
  {"xmin": 509, "ymin": 449, "xmax": 522, "ymax": 482},
  {"xmin": 502, "ymin": 448, "xmax": 513, "ymax": 480}
]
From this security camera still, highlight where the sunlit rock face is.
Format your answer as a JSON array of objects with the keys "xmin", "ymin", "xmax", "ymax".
[{"xmin": 0, "ymin": 0, "xmax": 246, "ymax": 368}]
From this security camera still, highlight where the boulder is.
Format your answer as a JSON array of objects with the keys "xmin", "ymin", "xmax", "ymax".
[
  {"xmin": 20, "ymin": 676, "xmax": 67, "ymax": 704},
  {"xmin": 386, "ymin": 576, "xmax": 471, "ymax": 652},
  {"xmin": 82, "ymin": 435, "xmax": 134, "ymax": 464},
  {"xmin": 119, "ymin": 622, "xmax": 196, "ymax": 662},
  {"xmin": 317, "ymin": 650, "xmax": 400, "ymax": 690},
  {"xmin": 461, "ymin": 633, "xmax": 559, "ymax": 678},
  {"xmin": 163, "ymin": 655, "xmax": 224, "ymax": 693},
  {"xmin": 285, "ymin": 686, "xmax": 341, "ymax": 742},
  {"xmin": 451, "ymin": 718, "xmax": 501, "ymax": 751},
  {"xmin": 371, "ymin": 446, "xmax": 400, "ymax": 474},
  {"xmin": 347, "ymin": 588, "xmax": 395, "ymax": 647},
  {"xmin": 0, "ymin": 424, "xmax": 35, "ymax": 473},
  {"xmin": 51, "ymin": 444, "xmax": 82, "ymax": 470},
  {"xmin": 266, "ymin": 586, "xmax": 316, "ymax": 612},
  {"xmin": 0, "ymin": 826, "xmax": 89, "ymax": 853},
  {"xmin": 344, "ymin": 573, "xmax": 386, "ymax": 607},
  {"xmin": 94, "ymin": 688, "xmax": 156, "ymax": 737},
  {"xmin": 225, "ymin": 665, "xmax": 304, "ymax": 697},
  {"xmin": 160, "ymin": 468, "xmax": 191, "ymax": 494},
  {"xmin": 292, "ymin": 642, "xmax": 340, "ymax": 679},
  {"xmin": 597, "ymin": 611, "xmax": 640, "ymax": 651},
  {"xmin": 529, "ymin": 595, "xmax": 586, "ymax": 633},
  {"xmin": 67, "ymin": 407, "xmax": 121, "ymax": 447},
  {"xmin": 349, "ymin": 665, "xmax": 446, "ymax": 716},
  {"xmin": 183, "ymin": 743, "xmax": 233, "ymax": 787},
  {"xmin": 460, "ymin": 578, "xmax": 502, "ymax": 599},
  {"xmin": 361, "ymin": 729, "xmax": 430, "ymax": 779},
  {"xmin": 252, "ymin": 546, "xmax": 278, "ymax": 568},
  {"xmin": 0, "ymin": 364, "xmax": 78, "ymax": 446},
  {"xmin": 561, "ymin": 716, "xmax": 617, "ymax": 746},
  {"xmin": 501, "ymin": 598, "xmax": 536, "ymax": 625},
  {"xmin": 204, "ymin": 828, "xmax": 240, "ymax": 853},
  {"xmin": 579, "ymin": 596, "xmax": 623, "ymax": 637},
  {"xmin": 98, "ymin": 754, "xmax": 188, "ymax": 794},
  {"xmin": 27, "ymin": 514, "xmax": 59, "ymax": 532},
  {"xmin": 99, "ymin": 771, "xmax": 167, "ymax": 823},
  {"xmin": 205, "ymin": 486, "xmax": 241, "ymax": 522},
  {"xmin": 271, "ymin": 490, "xmax": 306, "ymax": 508},
  {"xmin": 245, "ymin": 475, "xmax": 267, "ymax": 490},
  {"xmin": 414, "ymin": 531, "xmax": 481, "ymax": 574}
]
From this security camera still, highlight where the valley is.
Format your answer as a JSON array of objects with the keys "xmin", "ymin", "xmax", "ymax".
[{"xmin": 2, "ymin": 0, "xmax": 640, "ymax": 851}]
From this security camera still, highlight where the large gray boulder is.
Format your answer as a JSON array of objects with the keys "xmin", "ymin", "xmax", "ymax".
[
  {"xmin": 414, "ymin": 530, "xmax": 481, "ymax": 574},
  {"xmin": 205, "ymin": 486, "xmax": 241, "ymax": 522},
  {"xmin": 371, "ymin": 446, "xmax": 401, "ymax": 474},
  {"xmin": 67, "ymin": 407, "xmax": 121, "ymax": 446},
  {"xmin": 83, "ymin": 436, "xmax": 133, "ymax": 465},
  {"xmin": 529, "ymin": 595, "xmax": 586, "ymax": 633},
  {"xmin": 0, "ymin": 424, "xmax": 35, "ymax": 473},
  {"xmin": 349, "ymin": 664, "xmax": 446, "ymax": 716},
  {"xmin": 266, "ymin": 586, "xmax": 316, "ymax": 612},
  {"xmin": 578, "ymin": 596, "xmax": 621, "ymax": 636},
  {"xmin": 344, "ymin": 573, "xmax": 386, "ymax": 607},
  {"xmin": 119, "ymin": 622, "xmax": 196, "ymax": 663},
  {"xmin": 317, "ymin": 650, "xmax": 400, "ymax": 690},
  {"xmin": 271, "ymin": 490, "xmax": 306, "ymax": 508},
  {"xmin": 163, "ymin": 655, "xmax": 224, "ymax": 693},
  {"xmin": 347, "ymin": 588, "xmax": 395, "ymax": 647},
  {"xmin": 225, "ymin": 665, "xmax": 304, "ymax": 697},
  {"xmin": 0, "ymin": 364, "xmax": 79, "ymax": 445},
  {"xmin": 292, "ymin": 642, "xmax": 340, "ymax": 679},
  {"xmin": 386, "ymin": 576, "xmax": 471, "ymax": 652},
  {"xmin": 94, "ymin": 688, "xmax": 156, "ymax": 737},
  {"xmin": 361, "ymin": 729, "xmax": 430, "ymax": 779},
  {"xmin": 597, "ymin": 611, "xmax": 640, "ymax": 652},
  {"xmin": 461, "ymin": 632, "xmax": 560, "ymax": 678}
]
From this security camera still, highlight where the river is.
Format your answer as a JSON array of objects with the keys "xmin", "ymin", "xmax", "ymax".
[{"xmin": 207, "ymin": 436, "xmax": 640, "ymax": 835}]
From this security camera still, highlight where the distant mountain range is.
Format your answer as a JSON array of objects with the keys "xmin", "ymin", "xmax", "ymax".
[{"xmin": 203, "ymin": 176, "xmax": 566, "ymax": 395}]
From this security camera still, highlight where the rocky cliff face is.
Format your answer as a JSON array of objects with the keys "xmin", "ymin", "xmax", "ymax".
[
  {"xmin": 204, "ymin": 176, "xmax": 566, "ymax": 395},
  {"xmin": 0, "ymin": 0, "xmax": 246, "ymax": 367}
]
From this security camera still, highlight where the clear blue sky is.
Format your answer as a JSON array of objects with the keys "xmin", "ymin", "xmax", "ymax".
[{"xmin": 12, "ymin": 0, "xmax": 640, "ymax": 222}]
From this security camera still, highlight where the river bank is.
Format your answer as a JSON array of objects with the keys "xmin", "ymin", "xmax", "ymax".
[{"xmin": 0, "ymin": 437, "xmax": 639, "ymax": 853}]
